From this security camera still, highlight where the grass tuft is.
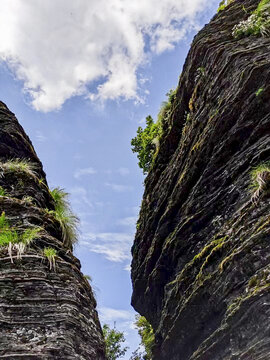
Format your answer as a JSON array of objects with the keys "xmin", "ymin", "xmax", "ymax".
[
  {"xmin": 0, "ymin": 212, "xmax": 42, "ymax": 261},
  {"xmin": 44, "ymin": 247, "xmax": 57, "ymax": 270},
  {"xmin": 84, "ymin": 274, "xmax": 92, "ymax": 282},
  {"xmin": 48, "ymin": 187, "xmax": 79, "ymax": 248},
  {"xmin": 0, "ymin": 159, "xmax": 39, "ymax": 179}
]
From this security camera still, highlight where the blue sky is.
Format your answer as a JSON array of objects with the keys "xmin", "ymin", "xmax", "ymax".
[{"xmin": 0, "ymin": 1, "xmax": 220, "ymax": 357}]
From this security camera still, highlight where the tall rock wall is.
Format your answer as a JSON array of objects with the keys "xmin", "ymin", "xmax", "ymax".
[
  {"xmin": 131, "ymin": 0, "xmax": 270, "ymax": 359},
  {"xmin": 0, "ymin": 101, "xmax": 105, "ymax": 359}
]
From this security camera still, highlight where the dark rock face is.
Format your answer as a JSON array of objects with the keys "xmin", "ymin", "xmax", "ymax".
[
  {"xmin": 131, "ymin": 1, "xmax": 270, "ymax": 359},
  {"xmin": 0, "ymin": 102, "xmax": 105, "ymax": 359}
]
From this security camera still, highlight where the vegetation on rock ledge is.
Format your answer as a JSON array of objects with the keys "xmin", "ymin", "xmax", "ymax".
[
  {"xmin": 0, "ymin": 159, "xmax": 38, "ymax": 179},
  {"xmin": 217, "ymin": 0, "xmax": 234, "ymax": 13},
  {"xmin": 232, "ymin": 0, "xmax": 270, "ymax": 38},
  {"xmin": 131, "ymin": 89, "xmax": 176, "ymax": 174},
  {"xmin": 135, "ymin": 315, "xmax": 155, "ymax": 360},
  {"xmin": 43, "ymin": 247, "xmax": 57, "ymax": 271},
  {"xmin": 0, "ymin": 211, "xmax": 42, "ymax": 262},
  {"xmin": 47, "ymin": 187, "xmax": 79, "ymax": 248}
]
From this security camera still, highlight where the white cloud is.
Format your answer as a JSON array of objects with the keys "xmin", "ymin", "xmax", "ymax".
[
  {"xmin": 117, "ymin": 167, "xmax": 130, "ymax": 176},
  {"xmin": 118, "ymin": 216, "xmax": 137, "ymax": 227},
  {"xmin": 99, "ymin": 307, "xmax": 134, "ymax": 323},
  {"xmin": 74, "ymin": 167, "xmax": 97, "ymax": 179},
  {"xmin": 70, "ymin": 186, "xmax": 93, "ymax": 208},
  {"xmin": 0, "ymin": 0, "xmax": 215, "ymax": 111},
  {"xmin": 105, "ymin": 182, "xmax": 133, "ymax": 193},
  {"xmin": 124, "ymin": 264, "xmax": 131, "ymax": 272},
  {"xmin": 35, "ymin": 130, "xmax": 47, "ymax": 142},
  {"xmin": 81, "ymin": 232, "xmax": 133, "ymax": 262}
]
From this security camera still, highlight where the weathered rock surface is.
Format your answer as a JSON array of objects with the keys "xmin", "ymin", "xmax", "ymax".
[
  {"xmin": 0, "ymin": 101, "xmax": 105, "ymax": 359},
  {"xmin": 131, "ymin": 1, "xmax": 270, "ymax": 359}
]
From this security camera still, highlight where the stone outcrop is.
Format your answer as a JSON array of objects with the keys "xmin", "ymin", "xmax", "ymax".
[
  {"xmin": 0, "ymin": 101, "xmax": 105, "ymax": 359},
  {"xmin": 131, "ymin": 1, "xmax": 270, "ymax": 359}
]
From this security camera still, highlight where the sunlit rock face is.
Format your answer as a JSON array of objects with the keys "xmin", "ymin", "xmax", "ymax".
[
  {"xmin": 0, "ymin": 101, "xmax": 105, "ymax": 359},
  {"xmin": 131, "ymin": 1, "xmax": 270, "ymax": 359}
]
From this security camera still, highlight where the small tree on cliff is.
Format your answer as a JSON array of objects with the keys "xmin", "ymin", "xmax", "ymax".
[
  {"xmin": 131, "ymin": 88, "xmax": 176, "ymax": 174},
  {"xmin": 134, "ymin": 315, "xmax": 155, "ymax": 360},
  {"xmin": 131, "ymin": 115, "xmax": 160, "ymax": 174},
  {"xmin": 102, "ymin": 324, "xmax": 128, "ymax": 360}
]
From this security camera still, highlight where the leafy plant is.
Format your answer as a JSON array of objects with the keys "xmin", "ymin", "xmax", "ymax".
[
  {"xmin": 250, "ymin": 163, "xmax": 270, "ymax": 203},
  {"xmin": 103, "ymin": 324, "xmax": 128, "ymax": 360},
  {"xmin": 232, "ymin": 0, "xmax": 270, "ymax": 38},
  {"xmin": 0, "ymin": 159, "xmax": 38, "ymax": 178},
  {"xmin": 48, "ymin": 187, "xmax": 79, "ymax": 248},
  {"xmin": 134, "ymin": 315, "xmax": 155, "ymax": 360},
  {"xmin": 131, "ymin": 116, "xmax": 161, "ymax": 174},
  {"xmin": 0, "ymin": 212, "xmax": 42, "ymax": 261},
  {"xmin": 217, "ymin": 0, "xmax": 234, "ymax": 13},
  {"xmin": 131, "ymin": 89, "xmax": 176, "ymax": 174},
  {"xmin": 43, "ymin": 247, "xmax": 57, "ymax": 270},
  {"xmin": 0, "ymin": 186, "xmax": 6, "ymax": 196}
]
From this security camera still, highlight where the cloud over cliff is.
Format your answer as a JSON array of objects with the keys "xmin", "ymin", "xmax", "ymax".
[{"xmin": 0, "ymin": 0, "xmax": 214, "ymax": 111}]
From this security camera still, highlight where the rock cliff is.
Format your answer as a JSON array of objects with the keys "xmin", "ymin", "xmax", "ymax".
[
  {"xmin": 131, "ymin": 0, "xmax": 270, "ymax": 359},
  {"xmin": 0, "ymin": 101, "xmax": 105, "ymax": 359}
]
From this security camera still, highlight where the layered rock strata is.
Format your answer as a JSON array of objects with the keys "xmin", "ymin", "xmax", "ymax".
[
  {"xmin": 0, "ymin": 101, "xmax": 105, "ymax": 359},
  {"xmin": 131, "ymin": 1, "xmax": 270, "ymax": 359}
]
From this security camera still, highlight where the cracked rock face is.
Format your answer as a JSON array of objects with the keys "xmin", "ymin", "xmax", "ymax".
[
  {"xmin": 131, "ymin": 1, "xmax": 270, "ymax": 359},
  {"xmin": 0, "ymin": 102, "xmax": 105, "ymax": 359}
]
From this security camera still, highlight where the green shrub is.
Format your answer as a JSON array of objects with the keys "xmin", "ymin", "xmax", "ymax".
[
  {"xmin": 48, "ymin": 187, "xmax": 79, "ymax": 248},
  {"xmin": 43, "ymin": 247, "xmax": 57, "ymax": 270},
  {"xmin": 102, "ymin": 324, "xmax": 128, "ymax": 360},
  {"xmin": 135, "ymin": 315, "xmax": 155, "ymax": 359},
  {"xmin": 232, "ymin": 0, "xmax": 270, "ymax": 38},
  {"xmin": 131, "ymin": 115, "xmax": 161, "ymax": 174},
  {"xmin": 131, "ymin": 89, "xmax": 176, "ymax": 174}
]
